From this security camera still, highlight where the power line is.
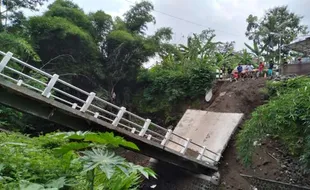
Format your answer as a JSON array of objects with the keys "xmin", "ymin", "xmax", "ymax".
[{"xmin": 124, "ymin": 0, "xmax": 242, "ymax": 37}]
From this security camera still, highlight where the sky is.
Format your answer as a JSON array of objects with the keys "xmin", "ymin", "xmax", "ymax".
[{"xmin": 24, "ymin": 0, "xmax": 310, "ymax": 66}]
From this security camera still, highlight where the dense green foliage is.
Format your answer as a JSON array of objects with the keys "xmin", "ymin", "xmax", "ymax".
[
  {"xmin": 136, "ymin": 63, "xmax": 214, "ymax": 123},
  {"xmin": 0, "ymin": 131, "xmax": 155, "ymax": 189},
  {"xmin": 237, "ymin": 77, "xmax": 310, "ymax": 169}
]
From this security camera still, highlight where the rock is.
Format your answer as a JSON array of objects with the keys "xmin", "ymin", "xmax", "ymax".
[
  {"xmin": 264, "ymin": 172, "xmax": 268, "ymax": 175},
  {"xmin": 262, "ymin": 161, "xmax": 271, "ymax": 166},
  {"xmin": 281, "ymin": 164, "xmax": 287, "ymax": 169}
]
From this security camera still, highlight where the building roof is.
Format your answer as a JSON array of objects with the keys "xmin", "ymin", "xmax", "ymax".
[{"xmin": 288, "ymin": 35, "xmax": 310, "ymax": 55}]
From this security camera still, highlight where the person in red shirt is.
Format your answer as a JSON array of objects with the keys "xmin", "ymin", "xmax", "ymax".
[{"xmin": 257, "ymin": 62, "xmax": 264, "ymax": 78}]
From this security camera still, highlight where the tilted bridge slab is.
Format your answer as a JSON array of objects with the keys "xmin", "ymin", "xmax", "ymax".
[{"xmin": 0, "ymin": 51, "xmax": 243, "ymax": 176}]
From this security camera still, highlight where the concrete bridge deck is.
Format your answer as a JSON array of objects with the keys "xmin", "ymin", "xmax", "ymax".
[
  {"xmin": 0, "ymin": 79, "xmax": 217, "ymax": 175},
  {"xmin": 167, "ymin": 110, "xmax": 244, "ymax": 165},
  {"xmin": 0, "ymin": 50, "xmax": 243, "ymax": 177}
]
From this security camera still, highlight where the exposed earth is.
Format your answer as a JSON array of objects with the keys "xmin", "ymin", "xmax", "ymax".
[{"xmin": 119, "ymin": 78, "xmax": 310, "ymax": 189}]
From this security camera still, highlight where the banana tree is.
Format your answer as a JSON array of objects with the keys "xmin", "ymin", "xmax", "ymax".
[{"xmin": 244, "ymin": 40, "xmax": 268, "ymax": 64}]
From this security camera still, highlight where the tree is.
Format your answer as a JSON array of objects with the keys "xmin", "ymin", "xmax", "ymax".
[
  {"xmin": 124, "ymin": 1, "xmax": 155, "ymax": 34},
  {"xmin": 179, "ymin": 29, "xmax": 220, "ymax": 65},
  {"xmin": 0, "ymin": 0, "xmax": 48, "ymax": 30},
  {"xmin": 102, "ymin": 1, "xmax": 172, "ymax": 104},
  {"xmin": 244, "ymin": 40, "xmax": 267, "ymax": 64},
  {"xmin": 245, "ymin": 6, "xmax": 308, "ymax": 62}
]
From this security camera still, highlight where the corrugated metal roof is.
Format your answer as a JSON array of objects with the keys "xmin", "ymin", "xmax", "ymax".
[{"xmin": 288, "ymin": 35, "xmax": 310, "ymax": 55}]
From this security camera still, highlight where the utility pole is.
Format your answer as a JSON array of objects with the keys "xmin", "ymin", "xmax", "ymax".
[
  {"xmin": 270, "ymin": 32, "xmax": 283, "ymax": 65},
  {"xmin": 279, "ymin": 35, "xmax": 282, "ymax": 65}
]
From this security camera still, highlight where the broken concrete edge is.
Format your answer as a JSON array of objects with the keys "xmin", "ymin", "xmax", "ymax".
[
  {"xmin": 148, "ymin": 158, "xmax": 221, "ymax": 186},
  {"xmin": 0, "ymin": 79, "xmax": 218, "ymax": 175},
  {"xmin": 215, "ymin": 113, "xmax": 245, "ymax": 163}
]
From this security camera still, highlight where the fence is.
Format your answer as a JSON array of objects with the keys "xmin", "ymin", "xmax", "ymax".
[
  {"xmin": 0, "ymin": 51, "xmax": 220, "ymax": 165},
  {"xmin": 280, "ymin": 63, "xmax": 310, "ymax": 76}
]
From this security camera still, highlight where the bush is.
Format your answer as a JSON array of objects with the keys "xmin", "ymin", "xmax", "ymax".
[
  {"xmin": 237, "ymin": 77, "xmax": 310, "ymax": 169},
  {"xmin": 135, "ymin": 63, "xmax": 215, "ymax": 124},
  {"xmin": 0, "ymin": 131, "xmax": 156, "ymax": 189}
]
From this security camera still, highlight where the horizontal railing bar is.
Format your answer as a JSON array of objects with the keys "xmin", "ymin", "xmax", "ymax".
[
  {"xmin": 118, "ymin": 122, "xmax": 136, "ymax": 131},
  {"xmin": 89, "ymin": 104, "xmax": 117, "ymax": 117},
  {"xmin": 168, "ymin": 139, "xmax": 185, "ymax": 148},
  {"xmin": 4, "ymin": 66, "xmax": 47, "ymax": 86},
  {"xmin": 172, "ymin": 133, "xmax": 219, "ymax": 156},
  {"xmin": 144, "ymin": 134, "xmax": 162, "ymax": 142},
  {"xmin": 94, "ymin": 96, "xmax": 120, "ymax": 110},
  {"xmin": 126, "ymin": 111, "xmax": 146, "ymax": 122},
  {"xmin": 146, "ymin": 129, "xmax": 165, "ymax": 139},
  {"xmin": 0, "ymin": 73, "xmax": 18, "ymax": 83},
  {"xmin": 86, "ymin": 109, "xmax": 96, "ymax": 115},
  {"xmin": 120, "ymin": 118, "xmax": 143, "ymax": 129},
  {"xmin": 190, "ymin": 141, "xmax": 218, "ymax": 156},
  {"xmin": 98, "ymin": 115, "xmax": 114, "ymax": 123},
  {"xmin": 0, "ymin": 73, "xmax": 43, "ymax": 93},
  {"xmin": 150, "ymin": 122, "xmax": 168, "ymax": 131},
  {"xmin": 151, "ymin": 136, "xmax": 162, "ymax": 142},
  {"xmin": 57, "ymin": 79, "xmax": 89, "ymax": 96},
  {"xmin": 22, "ymin": 82, "xmax": 43, "ymax": 93},
  {"xmin": 51, "ymin": 95, "xmax": 75, "ymax": 106},
  {"xmin": 10, "ymin": 57, "xmax": 52, "ymax": 78},
  {"xmin": 171, "ymin": 132, "xmax": 188, "ymax": 141},
  {"xmin": 53, "ymin": 87, "xmax": 85, "ymax": 104},
  {"xmin": 201, "ymin": 155, "xmax": 217, "ymax": 162}
]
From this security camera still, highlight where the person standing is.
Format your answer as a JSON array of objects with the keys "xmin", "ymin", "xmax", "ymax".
[
  {"xmin": 237, "ymin": 64, "xmax": 243, "ymax": 80},
  {"xmin": 257, "ymin": 62, "xmax": 264, "ymax": 78},
  {"xmin": 268, "ymin": 61, "xmax": 274, "ymax": 77}
]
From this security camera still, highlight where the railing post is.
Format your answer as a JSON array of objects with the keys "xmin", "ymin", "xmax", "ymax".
[
  {"xmin": 94, "ymin": 112, "xmax": 99, "ymax": 118},
  {"xmin": 215, "ymin": 69, "xmax": 219, "ymax": 79},
  {"xmin": 80, "ymin": 92, "xmax": 96, "ymax": 112},
  {"xmin": 147, "ymin": 134, "xmax": 152, "ymax": 140},
  {"xmin": 42, "ymin": 74, "xmax": 59, "ymax": 98},
  {"xmin": 131, "ymin": 128, "xmax": 136, "ymax": 134},
  {"xmin": 112, "ymin": 107, "xmax": 126, "ymax": 126},
  {"xmin": 161, "ymin": 129, "xmax": 172, "ymax": 146},
  {"xmin": 197, "ymin": 146, "xmax": 206, "ymax": 160},
  {"xmin": 139, "ymin": 119, "xmax": 151, "ymax": 137},
  {"xmin": 72, "ymin": 103, "xmax": 77, "ymax": 109},
  {"xmin": 17, "ymin": 80, "xmax": 23, "ymax": 86},
  {"xmin": 180, "ymin": 138, "xmax": 191, "ymax": 154},
  {"xmin": 0, "ymin": 52, "xmax": 13, "ymax": 72}
]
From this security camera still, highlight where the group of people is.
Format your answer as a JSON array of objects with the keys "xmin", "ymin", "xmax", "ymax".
[{"xmin": 233, "ymin": 61, "xmax": 274, "ymax": 81}]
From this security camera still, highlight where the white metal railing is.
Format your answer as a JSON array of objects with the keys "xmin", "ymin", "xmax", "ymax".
[{"xmin": 0, "ymin": 51, "xmax": 220, "ymax": 165}]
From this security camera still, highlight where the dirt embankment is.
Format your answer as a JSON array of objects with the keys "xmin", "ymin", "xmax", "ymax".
[
  {"xmin": 210, "ymin": 78, "xmax": 310, "ymax": 189},
  {"xmin": 206, "ymin": 78, "xmax": 266, "ymax": 115},
  {"xmin": 124, "ymin": 78, "xmax": 310, "ymax": 189}
]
